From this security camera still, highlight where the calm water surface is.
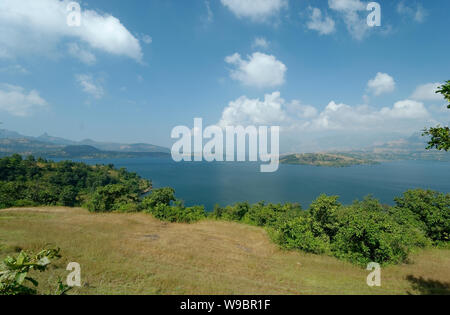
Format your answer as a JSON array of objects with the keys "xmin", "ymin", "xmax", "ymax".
[{"xmin": 72, "ymin": 158, "xmax": 450, "ymax": 211}]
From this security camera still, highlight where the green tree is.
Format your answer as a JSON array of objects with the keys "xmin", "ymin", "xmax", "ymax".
[
  {"xmin": 423, "ymin": 80, "xmax": 450, "ymax": 151},
  {"xmin": 141, "ymin": 187, "xmax": 176, "ymax": 210},
  {"xmin": 394, "ymin": 189, "xmax": 450, "ymax": 243}
]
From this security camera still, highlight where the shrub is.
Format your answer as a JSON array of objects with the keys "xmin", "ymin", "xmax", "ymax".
[
  {"xmin": 243, "ymin": 202, "xmax": 302, "ymax": 228},
  {"xmin": 141, "ymin": 187, "xmax": 176, "ymax": 209},
  {"xmin": 331, "ymin": 198, "xmax": 426, "ymax": 266},
  {"xmin": 142, "ymin": 189, "xmax": 206, "ymax": 223},
  {"xmin": 309, "ymin": 194, "xmax": 341, "ymax": 240},
  {"xmin": 0, "ymin": 247, "xmax": 71, "ymax": 295},
  {"xmin": 394, "ymin": 189, "xmax": 450, "ymax": 243},
  {"xmin": 145, "ymin": 200, "xmax": 206, "ymax": 223},
  {"xmin": 273, "ymin": 216, "xmax": 330, "ymax": 254},
  {"xmin": 211, "ymin": 202, "xmax": 250, "ymax": 222},
  {"xmin": 86, "ymin": 184, "xmax": 138, "ymax": 213}
]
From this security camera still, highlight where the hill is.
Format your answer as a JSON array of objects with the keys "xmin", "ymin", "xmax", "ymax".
[
  {"xmin": 0, "ymin": 128, "xmax": 170, "ymax": 156},
  {"xmin": 0, "ymin": 129, "xmax": 170, "ymax": 159},
  {"xmin": 280, "ymin": 153, "xmax": 377, "ymax": 167},
  {"xmin": 0, "ymin": 207, "xmax": 448, "ymax": 295},
  {"xmin": 342, "ymin": 133, "xmax": 450, "ymax": 162}
]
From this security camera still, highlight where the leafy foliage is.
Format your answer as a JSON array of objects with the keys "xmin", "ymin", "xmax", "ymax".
[
  {"xmin": 423, "ymin": 80, "xmax": 450, "ymax": 151},
  {"xmin": 0, "ymin": 247, "xmax": 70, "ymax": 295},
  {"xmin": 214, "ymin": 192, "xmax": 442, "ymax": 266},
  {"xmin": 142, "ymin": 188, "xmax": 206, "ymax": 223},
  {"xmin": 0, "ymin": 155, "xmax": 151, "ymax": 211},
  {"xmin": 394, "ymin": 189, "xmax": 450, "ymax": 243},
  {"xmin": 331, "ymin": 198, "xmax": 428, "ymax": 265}
]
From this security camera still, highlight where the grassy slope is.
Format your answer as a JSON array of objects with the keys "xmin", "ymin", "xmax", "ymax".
[{"xmin": 0, "ymin": 207, "xmax": 449, "ymax": 295}]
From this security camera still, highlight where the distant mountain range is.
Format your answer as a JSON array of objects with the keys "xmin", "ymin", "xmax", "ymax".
[
  {"xmin": 335, "ymin": 133, "xmax": 450, "ymax": 162},
  {"xmin": 0, "ymin": 129, "xmax": 170, "ymax": 159},
  {"xmin": 0, "ymin": 129, "xmax": 449, "ymax": 162}
]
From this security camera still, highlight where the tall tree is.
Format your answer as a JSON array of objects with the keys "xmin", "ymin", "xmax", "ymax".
[{"xmin": 423, "ymin": 81, "xmax": 450, "ymax": 151}]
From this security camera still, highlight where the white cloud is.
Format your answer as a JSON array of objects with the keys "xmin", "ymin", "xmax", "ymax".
[
  {"xmin": 367, "ymin": 73, "xmax": 396, "ymax": 96},
  {"xmin": 216, "ymin": 90, "xmax": 439, "ymax": 151},
  {"xmin": 67, "ymin": 43, "xmax": 96, "ymax": 65},
  {"xmin": 328, "ymin": 0, "xmax": 370, "ymax": 40},
  {"xmin": 411, "ymin": 83, "xmax": 444, "ymax": 101},
  {"xmin": 0, "ymin": 64, "xmax": 29, "ymax": 75},
  {"xmin": 221, "ymin": 0, "xmax": 287, "ymax": 22},
  {"xmin": 0, "ymin": 84, "xmax": 48, "ymax": 116},
  {"xmin": 225, "ymin": 52, "xmax": 287, "ymax": 88},
  {"xmin": 218, "ymin": 92, "xmax": 431, "ymax": 133},
  {"xmin": 328, "ymin": 0, "xmax": 365, "ymax": 12},
  {"xmin": 252, "ymin": 37, "xmax": 270, "ymax": 50},
  {"xmin": 75, "ymin": 74, "xmax": 104, "ymax": 99},
  {"xmin": 141, "ymin": 34, "xmax": 153, "ymax": 45},
  {"xmin": 0, "ymin": 0, "xmax": 143, "ymax": 62},
  {"xmin": 306, "ymin": 7, "xmax": 336, "ymax": 35},
  {"xmin": 205, "ymin": 1, "xmax": 214, "ymax": 23},
  {"xmin": 380, "ymin": 100, "xmax": 428, "ymax": 119},
  {"xmin": 397, "ymin": 2, "xmax": 427, "ymax": 23},
  {"xmin": 219, "ymin": 92, "xmax": 287, "ymax": 127}
]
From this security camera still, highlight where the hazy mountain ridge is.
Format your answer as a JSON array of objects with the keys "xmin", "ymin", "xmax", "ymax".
[
  {"xmin": 336, "ymin": 133, "xmax": 450, "ymax": 162},
  {"xmin": 0, "ymin": 129, "xmax": 170, "ymax": 158}
]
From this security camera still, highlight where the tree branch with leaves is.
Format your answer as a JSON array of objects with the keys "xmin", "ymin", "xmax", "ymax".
[{"xmin": 423, "ymin": 80, "xmax": 450, "ymax": 151}]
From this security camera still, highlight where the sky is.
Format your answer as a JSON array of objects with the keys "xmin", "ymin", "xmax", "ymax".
[{"xmin": 0, "ymin": 0, "xmax": 449, "ymax": 153}]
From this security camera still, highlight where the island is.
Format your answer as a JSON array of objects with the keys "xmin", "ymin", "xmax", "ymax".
[{"xmin": 280, "ymin": 153, "xmax": 378, "ymax": 167}]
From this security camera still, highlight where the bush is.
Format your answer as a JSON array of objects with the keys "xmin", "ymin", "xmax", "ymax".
[
  {"xmin": 86, "ymin": 184, "xmax": 139, "ymax": 213},
  {"xmin": 213, "ymin": 202, "xmax": 250, "ymax": 222},
  {"xmin": 273, "ymin": 216, "xmax": 330, "ymax": 254},
  {"xmin": 243, "ymin": 202, "xmax": 302, "ymax": 228},
  {"xmin": 145, "ymin": 201, "xmax": 206, "ymax": 223},
  {"xmin": 142, "ymin": 189, "xmax": 206, "ymax": 223},
  {"xmin": 0, "ymin": 247, "xmax": 71, "ymax": 295},
  {"xmin": 309, "ymin": 194, "xmax": 341, "ymax": 240},
  {"xmin": 331, "ymin": 198, "xmax": 428, "ymax": 266},
  {"xmin": 394, "ymin": 189, "xmax": 450, "ymax": 243},
  {"xmin": 141, "ymin": 187, "xmax": 175, "ymax": 209}
]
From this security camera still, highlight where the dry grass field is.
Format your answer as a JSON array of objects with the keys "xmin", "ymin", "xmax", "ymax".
[{"xmin": 0, "ymin": 207, "xmax": 449, "ymax": 295}]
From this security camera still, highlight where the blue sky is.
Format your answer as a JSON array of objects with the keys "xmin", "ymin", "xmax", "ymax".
[{"xmin": 0, "ymin": 0, "xmax": 449, "ymax": 152}]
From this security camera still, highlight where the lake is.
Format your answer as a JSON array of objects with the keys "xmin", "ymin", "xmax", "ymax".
[{"xmin": 71, "ymin": 157, "xmax": 450, "ymax": 211}]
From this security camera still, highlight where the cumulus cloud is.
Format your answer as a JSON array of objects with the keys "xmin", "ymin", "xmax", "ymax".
[
  {"xmin": 218, "ymin": 91, "xmax": 431, "ymax": 133},
  {"xmin": 219, "ymin": 92, "xmax": 287, "ymax": 127},
  {"xmin": 411, "ymin": 83, "xmax": 444, "ymax": 101},
  {"xmin": 252, "ymin": 37, "xmax": 270, "ymax": 50},
  {"xmin": 221, "ymin": 0, "xmax": 287, "ymax": 22},
  {"xmin": 328, "ymin": 0, "xmax": 370, "ymax": 40},
  {"xmin": 225, "ymin": 52, "xmax": 287, "ymax": 88},
  {"xmin": 397, "ymin": 2, "xmax": 427, "ymax": 23},
  {"xmin": 0, "ymin": 64, "xmax": 29, "ymax": 75},
  {"xmin": 0, "ymin": 84, "xmax": 48, "ymax": 116},
  {"xmin": 75, "ymin": 74, "xmax": 104, "ymax": 99},
  {"xmin": 367, "ymin": 73, "xmax": 396, "ymax": 96},
  {"xmin": 0, "ymin": 0, "xmax": 143, "ymax": 62},
  {"xmin": 306, "ymin": 7, "xmax": 335, "ymax": 35},
  {"xmin": 67, "ymin": 43, "xmax": 96, "ymax": 65}
]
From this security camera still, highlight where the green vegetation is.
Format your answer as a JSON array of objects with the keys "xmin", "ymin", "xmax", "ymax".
[
  {"xmin": 212, "ymin": 191, "xmax": 449, "ymax": 266},
  {"xmin": 0, "ymin": 247, "xmax": 70, "ymax": 295},
  {"xmin": 280, "ymin": 153, "xmax": 377, "ymax": 167},
  {"xmin": 0, "ymin": 155, "xmax": 449, "ymax": 270},
  {"xmin": 423, "ymin": 80, "xmax": 450, "ymax": 151},
  {"xmin": 0, "ymin": 154, "xmax": 151, "ymax": 211},
  {"xmin": 142, "ymin": 188, "xmax": 206, "ymax": 223},
  {"xmin": 1, "ymin": 208, "xmax": 449, "ymax": 295}
]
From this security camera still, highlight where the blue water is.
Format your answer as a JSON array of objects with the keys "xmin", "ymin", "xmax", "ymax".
[{"xmin": 69, "ymin": 157, "xmax": 450, "ymax": 211}]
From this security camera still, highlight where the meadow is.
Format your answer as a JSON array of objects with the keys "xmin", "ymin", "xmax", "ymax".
[{"xmin": 0, "ymin": 207, "xmax": 449, "ymax": 295}]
